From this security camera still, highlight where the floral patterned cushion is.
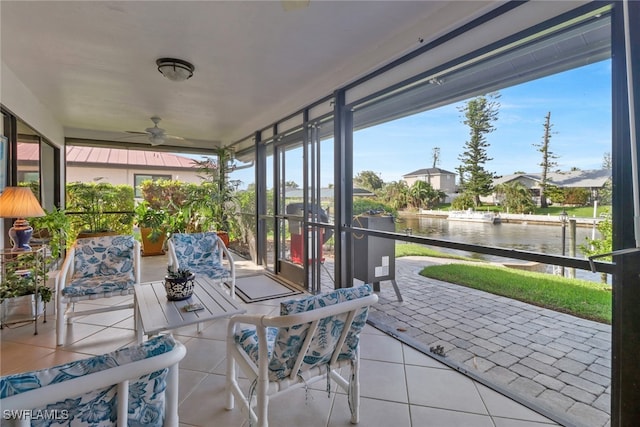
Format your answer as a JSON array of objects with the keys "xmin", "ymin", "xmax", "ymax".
[
  {"xmin": 171, "ymin": 233, "xmax": 225, "ymax": 279},
  {"xmin": 61, "ymin": 273, "xmax": 136, "ymax": 297},
  {"xmin": 234, "ymin": 285, "xmax": 372, "ymax": 382},
  {"xmin": 189, "ymin": 264, "xmax": 231, "ymax": 281},
  {"xmin": 235, "ymin": 327, "xmax": 279, "ymax": 363},
  {"xmin": 0, "ymin": 335, "xmax": 176, "ymax": 427},
  {"xmin": 63, "ymin": 235, "xmax": 136, "ymax": 297},
  {"xmin": 72, "ymin": 235, "xmax": 135, "ymax": 279}
]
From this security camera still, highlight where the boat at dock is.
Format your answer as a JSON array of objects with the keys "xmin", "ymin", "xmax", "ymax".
[{"xmin": 447, "ymin": 209, "xmax": 501, "ymax": 224}]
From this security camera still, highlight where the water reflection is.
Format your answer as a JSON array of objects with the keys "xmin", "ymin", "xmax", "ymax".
[{"xmin": 397, "ymin": 215, "xmax": 606, "ymax": 283}]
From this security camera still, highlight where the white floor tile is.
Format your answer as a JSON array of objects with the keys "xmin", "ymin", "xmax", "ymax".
[
  {"xmin": 410, "ymin": 405, "xmax": 495, "ymax": 427},
  {"xmin": 403, "ymin": 344, "xmax": 450, "ymax": 369},
  {"xmin": 331, "ymin": 396, "xmax": 412, "ymax": 427},
  {"xmin": 179, "ymin": 336, "xmax": 227, "ymax": 373},
  {"xmin": 360, "ymin": 332, "xmax": 404, "ymax": 363},
  {"xmin": 405, "ymin": 365, "xmax": 488, "ymax": 415},
  {"xmin": 359, "ymin": 359, "xmax": 409, "ymax": 403}
]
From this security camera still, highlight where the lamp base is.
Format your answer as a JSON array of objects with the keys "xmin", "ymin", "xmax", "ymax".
[{"xmin": 8, "ymin": 219, "xmax": 34, "ymax": 251}]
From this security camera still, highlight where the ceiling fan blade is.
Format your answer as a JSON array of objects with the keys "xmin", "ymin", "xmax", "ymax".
[
  {"xmin": 164, "ymin": 134, "xmax": 185, "ymax": 141},
  {"xmin": 123, "ymin": 117, "xmax": 185, "ymax": 146}
]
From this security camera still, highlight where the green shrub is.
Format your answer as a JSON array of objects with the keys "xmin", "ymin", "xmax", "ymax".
[{"xmin": 66, "ymin": 181, "xmax": 134, "ymax": 237}]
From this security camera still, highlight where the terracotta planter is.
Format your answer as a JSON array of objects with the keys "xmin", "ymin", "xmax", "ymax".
[
  {"xmin": 217, "ymin": 231, "xmax": 230, "ymax": 247},
  {"xmin": 140, "ymin": 227, "xmax": 166, "ymax": 256}
]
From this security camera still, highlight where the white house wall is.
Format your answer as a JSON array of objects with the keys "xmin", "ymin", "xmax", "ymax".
[{"xmin": 66, "ymin": 166, "xmax": 203, "ymax": 189}]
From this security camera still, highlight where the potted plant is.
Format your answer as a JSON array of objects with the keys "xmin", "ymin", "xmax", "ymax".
[
  {"xmin": 134, "ymin": 201, "xmax": 168, "ymax": 256},
  {"xmin": 164, "ymin": 267, "xmax": 195, "ymax": 301},
  {"xmin": 192, "ymin": 148, "xmax": 240, "ymax": 246},
  {"xmin": 0, "ymin": 252, "xmax": 53, "ymax": 323},
  {"xmin": 66, "ymin": 180, "xmax": 133, "ymax": 238},
  {"xmin": 30, "ymin": 207, "xmax": 72, "ymax": 263}
]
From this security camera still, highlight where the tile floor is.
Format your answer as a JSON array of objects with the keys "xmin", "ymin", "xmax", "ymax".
[{"xmin": 0, "ymin": 254, "xmax": 559, "ymax": 427}]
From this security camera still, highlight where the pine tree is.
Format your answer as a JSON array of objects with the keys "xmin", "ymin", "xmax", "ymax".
[
  {"xmin": 534, "ymin": 112, "xmax": 559, "ymax": 208},
  {"xmin": 457, "ymin": 93, "xmax": 499, "ymax": 207}
]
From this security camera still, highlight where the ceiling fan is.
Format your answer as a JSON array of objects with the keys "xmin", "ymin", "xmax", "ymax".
[{"xmin": 126, "ymin": 116, "xmax": 185, "ymax": 146}]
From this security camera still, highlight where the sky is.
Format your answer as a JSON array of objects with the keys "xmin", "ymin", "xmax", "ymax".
[
  {"xmin": 183, "ymin": 59, "xmax": 612, "ymax": 190},
  {"xmin": 353, "ymin": 59, "xmax": 612, "ymax": 184}
]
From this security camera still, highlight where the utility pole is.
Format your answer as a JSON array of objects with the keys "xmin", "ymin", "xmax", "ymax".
[{"xmin": 432, "ymin": 147, "xmax": 440, "ymax": 168}]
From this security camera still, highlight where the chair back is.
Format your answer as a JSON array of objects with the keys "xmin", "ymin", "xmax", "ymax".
[
  {"xmin": 72, "ymin": 234, "xmax": 137, "ymax": 279},
  {"xmin": 169, "ymin": 232, "xmax": 223, "ymax": 271},
  {"xmin": 1, "ymin": 335, "xmax": 186, "ymax": 426},
  {"xmin": 267, "ymin": 285, "xmax": 376, "ymax": 381}
]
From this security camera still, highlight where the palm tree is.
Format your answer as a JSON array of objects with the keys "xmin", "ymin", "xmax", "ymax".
[
  {"xmin": 380, "ymin": 181, "xmax": 410, "ymax": 210},
  {"xmin": 495, "ymin": 181, "xmax": 535, "ymax": 213},
  {"xmin": 409, "ymin": 181, "xmax": 438, "ymax": 209}
]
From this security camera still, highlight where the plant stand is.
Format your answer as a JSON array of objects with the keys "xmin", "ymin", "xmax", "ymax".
[
  {"xmin": 0, "ymin": 294, "xmax": 45, "ymax": 326},
  {"xmin": 0, "ymin": 247, "xmax": 48, "ymax": 335}
]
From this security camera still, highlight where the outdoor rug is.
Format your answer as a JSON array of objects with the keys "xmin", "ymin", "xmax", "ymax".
[{"xmin": 233, "ymin": 274, "xmax": 303, "ymax": 303}]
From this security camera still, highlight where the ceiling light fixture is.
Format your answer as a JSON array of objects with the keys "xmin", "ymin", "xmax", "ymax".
[{"xmin": 156, "ymin": 58, "xmax": 195, "ymax": 82}]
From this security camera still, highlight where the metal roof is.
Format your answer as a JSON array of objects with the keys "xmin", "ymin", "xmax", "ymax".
[
  {"xmin": 18, "ymin": 143, "xmax": 197, "ymax": 169},
  {"xmin": 494, "ymin": 169, "xmax": 611, "ymax": 188}
]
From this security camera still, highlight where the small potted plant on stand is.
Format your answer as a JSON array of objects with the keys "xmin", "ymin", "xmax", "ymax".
[
  {"xmin": 0, "ymin": 252, "xmax": 53, "ymax": 325},
  {"xmin": 164, "ymin": 267, "xmax": 195, "ymax": 301}
]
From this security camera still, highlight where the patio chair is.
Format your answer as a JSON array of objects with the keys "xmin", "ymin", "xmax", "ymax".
[
  {"xmin": 1, "ymin": 334, "xmax": 186, "ymax": 426},
  {"xmin": 226, "ymin": 284, "xmax": 378, "ymax": 427},
  {"xmin": 167, "ymin": 232, "xmax": 236, "ymax": 297},
  {"xmin": 56, "ymin": 234, "xmax": 140, "ymax": 346}
]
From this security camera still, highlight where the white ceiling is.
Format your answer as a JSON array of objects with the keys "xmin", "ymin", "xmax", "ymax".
[{"xmin": 1, "ymin": 1, "xmax": 499, "ymax": 152}]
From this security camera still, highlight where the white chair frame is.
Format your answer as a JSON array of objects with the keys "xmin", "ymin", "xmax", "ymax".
[
  {"xmin": 226, "ymin": 293, "xmax": 378, "ymax": 427},
  {"xmin": 56, "ymin": 239, "xmax": 141, "ymax": 346},
  {"xmin": 1, "ymin": 339, "xmax": 186, "ymax": 427}
]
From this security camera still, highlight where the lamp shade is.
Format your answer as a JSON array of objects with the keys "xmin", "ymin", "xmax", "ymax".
[
  {"xmin": 0, "ymin": 187, "xmax": 45, "ymax": 250},
  {"xmin": 0, "ymin": 187, "xmax": 45, "ymax": 218}
]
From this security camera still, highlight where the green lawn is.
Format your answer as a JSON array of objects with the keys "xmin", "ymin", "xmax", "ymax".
[
  {"xmin": 418, "ymin": 263, "xmax": 611, "ymax": 324},
  {"xmin": 395, "ymin": 243, "xmax": 481, "ymax": 262}
]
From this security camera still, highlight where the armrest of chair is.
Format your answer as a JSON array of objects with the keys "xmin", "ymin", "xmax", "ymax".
[
  {"xmin": 133, "ymin": 240, "xmax": 141, "ymax": 284},
  {"xmin": 217, "ymin": 235, "xmax": 235, "ymax": 283},
  {"xmin": 56, "ymin": 245, "xmax": 76, "ymax": 294},
  {"xmin": 1, "ymin": 335, "xmax": 186, "ymax": 426},
  {"xmin": 167, "ymin": 238, "xmax": 179, "ymax": 271},
  {"xmin": 217, "ymin": 236, "xmax": 233, "ymax": 265}
]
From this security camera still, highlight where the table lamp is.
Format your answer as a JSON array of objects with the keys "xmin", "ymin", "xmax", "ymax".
[{"xmin": 0, "ymin": 187, "xmax": 46, "ymax": 251}]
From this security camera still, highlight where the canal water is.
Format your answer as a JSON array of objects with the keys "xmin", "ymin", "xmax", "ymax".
[{"xmin": 396, "ymin": 215, "xmax": 607, "ymax": 283}]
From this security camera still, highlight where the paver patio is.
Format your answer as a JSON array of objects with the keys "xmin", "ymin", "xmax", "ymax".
[{"xmin": 359, "ymin": 256, "xmax": 611, "ymax": 427}]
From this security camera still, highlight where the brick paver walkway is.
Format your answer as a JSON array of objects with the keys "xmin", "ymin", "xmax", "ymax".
[
  {"xmin": 361, "ymin": 256, "xmax": 611, "ymax": 427},
  {"xmin": 318, "ymin": 256, "xmax": 611, "ymax": 427}
]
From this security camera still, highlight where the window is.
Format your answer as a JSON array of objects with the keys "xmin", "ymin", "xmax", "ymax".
[
  {"xmin": 134, "ymin": 174, "xmax": 171, "ymax": 198},
  {"xmin": 350, "ymin": 7, "xmax": 611, "ymax": 282}
]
